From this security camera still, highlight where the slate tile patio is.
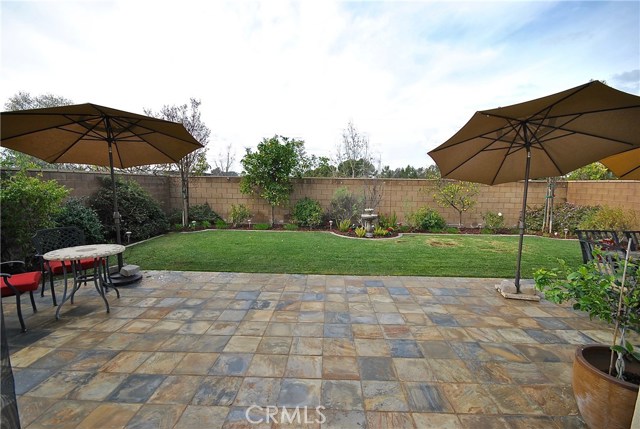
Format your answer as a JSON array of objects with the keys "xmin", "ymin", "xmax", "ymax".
[{"xmin": 3, "ymin": 270, "xmax": 620, "ymax": 428}]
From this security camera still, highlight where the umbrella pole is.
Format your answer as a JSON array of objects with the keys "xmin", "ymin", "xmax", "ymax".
[
  {"xmin": 514, "ymin": 145, "xmax": 532, "ymax": 293},
  {"xmin": 106, "ymin": 137, "xmax": 124, "ymax": 270}
]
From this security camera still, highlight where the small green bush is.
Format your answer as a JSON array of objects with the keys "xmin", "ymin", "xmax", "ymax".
[
  {"xmin": 230, "ymin": 204, "xmax": 251, "ymax": 227},
  {"xmin": 215, "ymin": 219, "xmax": 229, "ymax": 229},
  {"xmin": 355, "ymin": 226, "xmax": 367, "ymax": 237},
  {"xmin": 189, "ymin": 203, "xmax": 220, "ymax": 224},
  {"xmin": 374, "ymin": 226, "xmax": 389, "ymax": 237},
  {"xmin": 410, "ymin": 207, "xmax": 446, "ymax": 231},
  {"xmin": 378, "ymin": 212, "xmax": 398, "ymax": 229},
  {"xmin": 54, "ymin": 197, "xmax": 104, "ymax": 244},
  {"xmin": 338, "ymin": 219, "xmax": 352, "ymax": 232},
  {"xmin": 253, "ymin": 223, "xmax": 270, "ymax": 230},
  {"xmin": 482, "ymin": 211, "xmax": 505, "ymax": 233},
  {"xmin": 292, "ymin": 197, "xmax": 323, "ymax": 229},
  {"xmin": 200, "ymin": 220, "xmax": 211, "ymax": 229},
  {"xmin": 284, "ymin": 223, "xmax": 299, "ymax": 231},
  {"xmin": 90, "ymin": 177, "xmax": 169, "ymax": 242},
  {"xmin": 578, "ymin": 206, "xmax": 639, "ymax": 232}
]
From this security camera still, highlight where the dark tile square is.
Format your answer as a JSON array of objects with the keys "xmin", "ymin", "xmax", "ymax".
[
  {"xmin": 13, "ymin": 368, "xmax": 55, "ymax": 395},
  {"xmin": 235, "ymin": 291, "xmax": 260, "ymax": 300},
  {"xmin": 532, "ymin": 317, "xmax": 572, "ymax": 330},
  {"xmin": 250, "ymin": 300, "xmax": 272, "ymax": 310},
  {"xmin": 524, "ymin": 329, "xmax": 566, "ymax": 344},
  {"xmin": 326, "ymin": 312, "xmax": 351, "ymax": 324},
  {"xmin": 388, "ymin": 287, "xmax": 410, "ymax": 295},
  {"xmin": 429, "ymin": 314, "xmax": 459, "ymax": 327},
  {"xmin": 358, "ymin": 357, "xmax": 397, "ymax": 380},
  {"xmin": 302, "ymin": 293, "xmax": 325, "ymax": 301},
  {"xmin": 324, "ymin": 324, "xmax": 353, "ymax": 338},
  {"xmin": 389, "ymin": 339, "xmax": 423, "ymax": 358},
  {"xmin": 107, "ymin": 373, "xmax": 166, "ymax": 403},
  {"xmin": 364, "ymin": 280, "xmax": 384, "ymax": 287},
  {"xmin": 192, "ymin": 376, "xmax": 242, "ymax": 406}
]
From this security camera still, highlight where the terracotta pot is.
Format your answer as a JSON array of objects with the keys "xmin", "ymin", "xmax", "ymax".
[{"xmin": 573, "ymin": 345, "xmax": 640, "ymax": 429}]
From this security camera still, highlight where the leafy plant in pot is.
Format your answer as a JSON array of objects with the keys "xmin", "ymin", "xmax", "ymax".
[{"xmin": 534, "ymin": 243, "xmax": 640, "ymax": 429}]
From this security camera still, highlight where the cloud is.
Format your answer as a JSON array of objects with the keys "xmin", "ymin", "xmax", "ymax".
[{"xmin": 2, "ymin": 0, "xmax": 638, "ymax": 171}]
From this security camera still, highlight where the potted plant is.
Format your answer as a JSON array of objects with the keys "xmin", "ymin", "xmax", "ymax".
[{"xmin": 535, "ymin": 244, "xmax": 640, "ymax": 428}]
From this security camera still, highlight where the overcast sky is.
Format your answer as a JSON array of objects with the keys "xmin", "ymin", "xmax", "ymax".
[{"xmin": 2, "ymin": 1, "xmax": 639, "ymax": 171}]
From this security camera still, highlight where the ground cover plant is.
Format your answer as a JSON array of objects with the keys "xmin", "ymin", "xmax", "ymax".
[{"xmin": 125, "ymin": 230, "xmax": 582, "ymax": 277}]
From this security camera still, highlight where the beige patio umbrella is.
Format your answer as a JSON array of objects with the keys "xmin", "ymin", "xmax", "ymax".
[
  {"xmin": 601, "ymin": 147, "xmax": 640, "ymax": 180},
  {"xmin": 428, "ymin": 81, "xmax": 640, "ymax": 294},
  {"xmin": 1, "ymin": 103, "xmax": 203, "ymax": 275}
]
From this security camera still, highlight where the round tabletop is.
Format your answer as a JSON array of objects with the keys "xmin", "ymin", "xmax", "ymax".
[{"xmin": 43, "ymin": 244, "xmax": 125, "ymax": 261}]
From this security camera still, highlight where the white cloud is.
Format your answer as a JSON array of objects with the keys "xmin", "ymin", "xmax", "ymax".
[{"xmin": 2, "ymin": 0, "xmax": 638, "ymax": 171}]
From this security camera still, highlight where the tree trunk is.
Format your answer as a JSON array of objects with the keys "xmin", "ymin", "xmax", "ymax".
[
  {"xmin": 181, "ymin": 165, "xmax": 190, "ymax": 227},
  {"xmin": 270, "ymin": 205, "xmax": 275, "ymax": 227}
]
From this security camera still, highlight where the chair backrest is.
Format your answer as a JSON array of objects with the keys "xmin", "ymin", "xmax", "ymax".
[
  {"xmin": 575, "ymin": 230, "xmax": 593, "ymax": 263},
  {"xmin": 32, "ymin": 227, "xmax": 86, "ymax": 256},
  {"xmin": 575, "ymin": 229, "xmax": 622, "ymax": 264},
  {"xmin": 623, "ymin": 231, "xmax": 639, "ymax": 252}
]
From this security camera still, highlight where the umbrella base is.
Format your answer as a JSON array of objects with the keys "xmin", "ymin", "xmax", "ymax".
[
  {"xmin": 109, "ymin": 272, "xmax": 143, "ymax": 286},
  {"xmin": 495, "ymin": 279, "xmax": 540, "ymax": 301}
]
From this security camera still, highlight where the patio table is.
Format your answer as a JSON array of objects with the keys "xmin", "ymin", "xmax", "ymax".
[{"xmin": 43, "ymin": 244, "xmax": 123, "ymax": 319}]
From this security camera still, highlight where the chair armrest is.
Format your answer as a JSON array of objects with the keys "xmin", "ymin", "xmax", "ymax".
[
  {"xmin": 0, "ymin": 261, "xmax": 26, "ymax": 278},
  {"xmin": 0, "ymin": 261, "xmax": 26, "ymax": 268}
]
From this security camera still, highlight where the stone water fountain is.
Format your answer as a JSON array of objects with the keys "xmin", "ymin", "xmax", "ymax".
[{"xmin": 361, "ymin": 208, "xmax": 378, "ymax": 238}]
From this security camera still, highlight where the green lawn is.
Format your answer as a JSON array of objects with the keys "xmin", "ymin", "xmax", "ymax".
[{"xmin": 124, "ymin": 230, "xmax": 582, "ymax": 278}]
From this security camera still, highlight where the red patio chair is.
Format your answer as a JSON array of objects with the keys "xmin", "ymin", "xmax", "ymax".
[{"xmin": 0, "ymin": 261, "xmax": 42, "ymax": 332}]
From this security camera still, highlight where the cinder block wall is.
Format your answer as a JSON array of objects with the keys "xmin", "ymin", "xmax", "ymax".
[
  {"xmin": 187, "ymin": 176, "xmax": 560, "ymax": 227},
  {"xmin": 33, "ymin": 170, "xmax": 172, "ymax": 212},
  {"xmin": 14, "ymin": 170, "xmax": 638, "ymax": 227},
  {"xmin": 567, "ymin": 181, "xmax": 640, "ymax": 213}
]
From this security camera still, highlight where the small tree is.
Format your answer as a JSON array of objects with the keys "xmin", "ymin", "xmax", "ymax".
[
  {"xmin": 144, "ymin": 98, "xmax": 211, "ymax": 226},
  {"xmin": 335, "ymin": 121, "xmax": 372, "ymax": 178},
  {"xmin": 432, "ymin": 179, "xmax": 480, "ymax": 227},
  {"xmin": 240, "ymin": 135, "xmax": 303, "ymax": 226}
]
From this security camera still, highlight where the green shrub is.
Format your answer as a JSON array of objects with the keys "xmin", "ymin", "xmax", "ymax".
[
  {"xmin": 215, "ymin": 219, "xmax": 229, "ymax": 229},
  {"xmin": 374, "ymin": 226, "xmax": 389, "ymax": 237},
  {"xmin": 0, "ymin": 171, "xmax": 69, "ymax": 264},
  {"xmin": 355, "ymin": 226, "xmax": 367, "ymax": 237},
  {"xmin": 54, "ymin": 197, "xmax": 104, "ymax": 244},
  {"xmin": 89, "ymin": 177, "xmax": 169, "ymax": 242},
  {"xmin": 410, "ymin": 207, "xmax": 446, "ymax": 231},
  {"xmin": 292, "ymin": 197, "xmax": 323, "ymax": 229},
  {"xmin": 200, "ymin": 220, "xmax": 211, "ymax": 229},
  {"xmin": 579, "ymin": 206, "xmax": 639, "ymax": 232},
  {"xmin": 525, "ymin": 203, "xmax": 599, "ymax": 234},
  {"xmin": 284, "ymin": 223, "xmax": 299, "ymax": 231},
  {"xmin": 254, "ymin": 223, "xmax": 270, "ymax": 230},
  {"xmin": 189, "ymin": 203, "xmax": 220, "ymax": 224},
  {"xmin": 168, "ymin": 209, "xmax": 183, "ymax": 226},
  {"xmin": 328, "ymin": 187, "xmax": 361, "ymax": 224},
  {"xmin": 378, "ymin": 212, "xmax": 398, "ymax": 229},
  {"xmin": 482, "ymin": 211, "xmax": 505, "ymax": 233},
  {"xmin": 230, "ymin": 204, "xmax": 251, "ymax": 227},
  {"xmin": 338, "ymin": 219, "xmax": 352, "ymax": 232}
]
